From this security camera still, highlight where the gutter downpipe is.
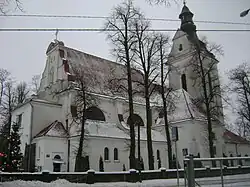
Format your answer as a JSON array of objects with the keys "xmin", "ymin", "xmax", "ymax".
[{"xmin": 28, "ymin": 101, "xmax": 34, "ymax": 172}]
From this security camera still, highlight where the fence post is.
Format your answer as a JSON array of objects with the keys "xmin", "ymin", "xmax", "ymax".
[
  {"xmin": 41, "ymin": 170, "xmax": 50, "ymax": 183},
  {"xmin": 219, "ymin": 160, "xmax": 224, "ymax": 187},
  {"xmin": 129, "ymin": 169, "xmax": 137, "ymax": 183},
  {"xmin": 160, "ymin": 167, "xmax": 166, "ymax": 179},
  {"xmin": 86, "ymin": 169, "xmax": 95, "ymax": 184},
  {"xmin": 187, "ymin": 155, "xmax": 195, "ymax": 187}
]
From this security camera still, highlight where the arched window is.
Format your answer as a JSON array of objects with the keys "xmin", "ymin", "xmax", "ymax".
[
  {"xmin": 157, "ymin": 150, "xmax": 160, "ymax": 160},
  {"xmin": 114, "ymin": 148, "xmax": 118, "ymax": 161},
  {"xmin": 49, "ymin": 67, "xmax": 54, "ymax": 84},
  {"xmin": 54, "ymin": 155, "xmax": 61, "ymax": 160},
  {"xmin": 86, "ymin": 106, "xmax": 105, "ymax": 121},
  {"xmin": 181, "ymin": 74, "xmax": 187, "ymax": 91},
  {"xmin": 127, "ymin": 114, "xmax": 144, "ymax": 126},
  {"xmin": 104, "ymin": 147, "xmax": 109, "ymax": 161}
]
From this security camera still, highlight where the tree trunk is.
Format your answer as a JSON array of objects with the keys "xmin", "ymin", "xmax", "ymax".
[
  {"xmin": 125, "ymin": 27, "xmax": 136, "ymax": 169},
  {"xmin": 243, "ymin": 84, "xmax": 250, "ymax": 121},
  {"xmin": 160, "ymin": 45, "xmax": 173, "ymax": 169},
  {"xmin": 197, "ymin": 50, "xmax": 215, "ymax": 163},
  {"xmin": 75, "ymin": 90, "xmax": 86, "ymax": 171},
  {"xmin": 145, "ymin": 80, "xmax": 154, "ymax": 170}
]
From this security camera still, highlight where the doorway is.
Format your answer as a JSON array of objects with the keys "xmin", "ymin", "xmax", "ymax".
[{"xmin": 53, "ymin": 155, "xmax": 62, "ymax": 172}]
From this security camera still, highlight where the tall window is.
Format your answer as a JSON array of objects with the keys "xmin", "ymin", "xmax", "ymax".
[
  {"xmin": 157, "ymin": 150, "xmax": 160, "ymax": 160},
  {"xmin": 16, "ymin": 114, "xmax": 22, "ymax": 126},
  {"xmin": 49, "ymin": 67, "xmax": 54, "ymax": 84},
  {"xmin": 114, "ymin": 148, "xmax": 118, "ymax": 161},
  {"xmin": 104, "ymin": 147, "xmax": 109, "ymax": 161},
  {"xmin": 181, "ymin": 74, "xmax": 187, "ymax": 91},
  {"xmin": 38, "ymin": 146, "xmax": 41, "ymax": 158}
]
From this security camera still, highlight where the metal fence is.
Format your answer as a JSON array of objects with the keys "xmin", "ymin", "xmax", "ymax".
[{"xmin": 184, "ymin": 156, "xmax": 250, "ymax": 187}]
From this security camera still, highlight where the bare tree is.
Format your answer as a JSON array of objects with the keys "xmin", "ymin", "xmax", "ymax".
[
  {"xmin": 16, "ymin": 82, "xmax": 29, "ymax": 104},
  {"xmin": 227, "ymin": 63, "xmax": 250, "ymax": 138},
  {"xmin": 31, "ymin": 75, "xmax": 40, "ymax": 94},
  {"xmin": 70, "ymin": 63, "xmax": 98, "ymax": 172},
  {"xmin": 132, "ymin": 16, "xmax": 163, "ymax": 169},
  {"xmin": 105, "ymin": 0, "xmax": 140, "ymax": 169},
  {"xmin": 188, "ymin": 36, "xmax": 224, "ymax": 162},
  {"xmin": 0, "ymin": 0, "xmax": 23, "ymax": 14},
  {"xmin": 0, "ymin": 69, "xmax": 10, "ymax": 106},
  {"xmin": 146, "ymin": 0, "xmax": 179, "ymax": 6},
  {"xmin": 155, "ymin": 33, "xmax": 174, "ymax": 168},
  {"xmin": 0, "ymin": 80, "xmax": 16, "ymax": 137}
]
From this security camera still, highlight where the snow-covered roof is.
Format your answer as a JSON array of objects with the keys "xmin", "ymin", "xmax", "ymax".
[
  {"xmin": 13, "ymin": 97, "xmax": 62, "ymax": 112},
  {"xmin": 71, "ymin": 120, "xmax": 167, "ymax": 142},
  {"xmin": 168, "ymin": 89, "xmax": 205, "ymax": 122},
  {"xmin": 151, "ymin": 89, "xmax": 205, "ymax": 123},
  {"xmin": 223, "ymin": 130, "xmax": 250, "ymax": 145},
  {"xmin": 34, "ymin": 120, "xmax": 67, "ymax": 138}
]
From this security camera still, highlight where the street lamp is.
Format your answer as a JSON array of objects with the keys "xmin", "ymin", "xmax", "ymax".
[{"xmin": 240, "ymin": 8, "xmax": 250, "ymax": 17}]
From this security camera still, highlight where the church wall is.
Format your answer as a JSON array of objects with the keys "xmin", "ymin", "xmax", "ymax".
[
  {"xmin": 32, "ymin": 102, "xmax": 62, "ymax": 138},
  {"xmin": 225, "ymin": 143, "xmax": 250, "ymax": 157},
  {"xmin": 33, "ymin": 137, "xmax": 68, "ymax": 172},
  {"xmin": 68, "ymin": 136, "xmax": 168, "ymax": 172},
  {"xmin": 171, "ymin": 120, "xmax": 210, "ymax": 167},
  {"xmin": 11, "ymin": 103, "xmax": 32, "ymax": 155}
]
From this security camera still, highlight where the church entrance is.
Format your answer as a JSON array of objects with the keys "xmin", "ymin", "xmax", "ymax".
[{"xmin": 53, "ymin": 155, "xmax": 62, "ymax": 172}]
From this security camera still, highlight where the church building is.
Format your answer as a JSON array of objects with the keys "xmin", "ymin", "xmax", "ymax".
[{"xmin": 11, "ymin": 4, "xmax": 250, "ymax": 172}]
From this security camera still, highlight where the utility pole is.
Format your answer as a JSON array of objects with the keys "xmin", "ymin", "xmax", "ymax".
[{"xmin": 172, "ymin": 126, "xmax": 179, "ymax": 187}]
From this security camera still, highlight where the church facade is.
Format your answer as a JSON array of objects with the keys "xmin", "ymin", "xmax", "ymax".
[{"xmin": 12, "ymin": 5, "xmax": 250, "ymax": 172}]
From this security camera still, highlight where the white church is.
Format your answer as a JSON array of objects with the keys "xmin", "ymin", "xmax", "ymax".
[{"xmin": 12, "ymin": 4, "xmax": 250, "ymax": 172}]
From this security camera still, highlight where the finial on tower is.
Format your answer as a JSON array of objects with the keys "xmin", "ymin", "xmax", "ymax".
[
  {"xmin": 55, "ymin": 28, "xmax": 59, "ymax": 40},
  {"xmin": 183, "ymin": 0, "xmax": 186, "ymax": 5}
]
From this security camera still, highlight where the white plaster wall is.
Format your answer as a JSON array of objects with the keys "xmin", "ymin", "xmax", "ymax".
[
  {"xmin": 225, "ymin": 143, "xmax": 250, "ymax": 157},
  {"xmin": 34, "ymin": 137, "xmax": 68, "ymax": 172},
  {"xmin": 32, "ymin": 137, "xmax": 44, "ymax": 170},
  {"xmin": 171, "ymin": 120, "xmax": 210, "ymax": 167},
  {"xmin": 31, "ymin": 102, "xmax": 62, "ymax": 138},
  {"xmin": 11, "ymin": 104, "xmax": 32, "ymax": 154},
  {"xmin": 69, "ymin": 136, "xmax": 168, "ymax": 172}
]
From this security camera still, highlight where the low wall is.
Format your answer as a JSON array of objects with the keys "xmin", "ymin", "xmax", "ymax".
[{"xmin": 1, "ymin": 166, "xmax": 250, "ymax": 184}]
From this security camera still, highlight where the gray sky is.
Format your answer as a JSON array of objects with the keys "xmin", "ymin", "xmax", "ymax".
[{"xmin": 0, "ymin": 0, "xmax": 250, "ymax": 122}]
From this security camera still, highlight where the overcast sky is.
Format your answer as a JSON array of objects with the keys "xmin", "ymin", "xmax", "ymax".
[{"xmin": 0, "ymin": 0, "xmax": 250, "ymax": 122}]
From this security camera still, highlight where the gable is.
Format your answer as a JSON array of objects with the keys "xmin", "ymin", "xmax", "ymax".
[{"xmin": 34, "ymin": 120, "xmax": 67, "ymax": 138}]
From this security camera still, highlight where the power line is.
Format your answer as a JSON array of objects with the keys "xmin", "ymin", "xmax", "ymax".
[
  {"xmin": 0, "ymin": 28, "xmax": 250, "ymax": 32},
  {"xmin": 1, "ymin": 14, "xmax": 250, "ymax": 26}
]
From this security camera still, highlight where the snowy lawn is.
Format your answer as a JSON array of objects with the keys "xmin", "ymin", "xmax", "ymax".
[{"xmin": 1, "ymin": 174, "xmax": 250, "ymax": 187}]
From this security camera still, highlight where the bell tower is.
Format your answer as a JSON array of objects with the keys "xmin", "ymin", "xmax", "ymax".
[
  {"xmin": 179, "ymin": 1, "xmax": 196, "ymax": 35},
  {"xmin": 168, "ymin": 3, "xmax": 198, "ymax": 98}
]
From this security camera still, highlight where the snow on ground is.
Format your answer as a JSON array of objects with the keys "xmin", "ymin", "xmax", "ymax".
[{"xmin": 1, "ymin": 174, "xmax": 250, "ymax": 187}]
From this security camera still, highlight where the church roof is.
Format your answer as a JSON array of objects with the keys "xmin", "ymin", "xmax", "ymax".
[
  {"xmin": 34, "ymin": 120, "xmax": 67, "ymax": 138},
  {"xmin": 70, "ymin": 120, "xmax": 167, "ymax": 142},
  {"xmin": 223, "ymin": 130, "xmax": 250, "ymax": 144},
  {"xmin": 152, "ymin": 89, "xmax": 206, "ymax": 123},
  {"xmin": 169, "ymin": 89, "xmax": 206, "ymax": 121},
  {"xmin": 60, "ymin": 45, "xmax": 145, "ymax": 96},
  {"xmin": 179, "ymin": 4, "xmax": 193, "ymax": 18}
]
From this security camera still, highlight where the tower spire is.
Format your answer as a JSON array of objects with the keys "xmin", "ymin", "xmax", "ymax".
[{"xmin": 179, "ymin": 3, "xmax": 196, "ymax": 34}]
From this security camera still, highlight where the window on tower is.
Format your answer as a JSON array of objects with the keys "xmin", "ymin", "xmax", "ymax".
[
  {"xmin": 181, "ymin": 74, "xmax": 187, "ymax": 91},
  {"xmin": 179, "ymin": 44, "xmax": 183, "ymax": 51}
]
